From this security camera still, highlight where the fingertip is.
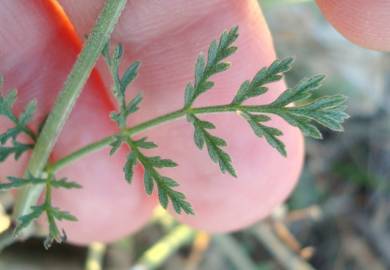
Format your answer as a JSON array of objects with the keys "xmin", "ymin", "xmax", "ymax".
[{"xmin": 316, "ymin": 0, "xmax": 390, "ymax": 51}]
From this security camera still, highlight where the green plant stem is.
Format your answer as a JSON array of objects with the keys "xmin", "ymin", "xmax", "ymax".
[
  {"xmin": 12, "ymin": 0, "xmax": 128, "ymax": 235},
  {"xmin": 49, "ymin": 103, "xmax": 274, "ymax": 173}
]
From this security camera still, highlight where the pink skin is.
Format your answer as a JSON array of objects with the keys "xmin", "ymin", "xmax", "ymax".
[
  {"xmin": 0, "ymin": 0, "xmax": 388, "ymax": 244},
  {"xmin": 316, "ymin": 0, "xmax": 390, "ymax": 51}
]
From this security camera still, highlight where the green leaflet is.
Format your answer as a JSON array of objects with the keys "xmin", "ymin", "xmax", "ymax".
[
  {"xmin": 0, "ymin": 86, "xmax": 37, "ymax": 163},
  {"xmin": 263, "ymin": 76, "xmax": 349, "ymax": 138},
  {"xmin": 2, "ymin": 173, "xmax": 81, "ymax": 248},
  {"xmin": 183, "ymin": 27, "xmax": 347, "ymax": 172},
  {"xmin": 232, "ymin": 70, "xmax": 348, "ymax": 152},
  {"xmin": 104, "ymin": 27, "xmax": 348, "ymax": 215},
  {"xmin": 104, "ymin": 43, "xmax": 194, "ymax": 214},
  {"xmin": 103, "ymin": 43, "xmax": 142, "ymax": 128},
  {"xmin": 124, "ymin": 151, "xmax": 137, "ymax": 183},
  {"xmin": 50, "ymin": 178, "xmax": 82, "ymax": 189},
  {"xmin": 231, "ymin": 57, "xmax": 294, "ymax": 105},
  {"xmin": 187, "ymin": 114, "xmax": 236, "ymax": 177},
  {"xmin": 241, "ymin": 111, "xmax": 286, "ymax": 156},
  {"xmin": 285, "ymin": 95, "xmax": 349, "ymax": 132},
  {"xmin": 0, "ymin": 25, "xmax": 349, "ymax": 251},
  {"xmin": 1, "ymin": 76, "xmax": 80, "ymax": 248},
  {"xmin": 184, "ymin": 26, "xmax": 238, "ymax": 107},
  {"xmin": 0, "ymin": 174, "xmax": 82, "ymax": 191},
  {"xmin": 125, "ymin": 138, "xmax": 193, "ymax": 214},
  {"xmin": 271, "ymin": 74, "xmax": 326, "ymax": 107},
  {"xmin": 110, "ymin": 93, "xmax": 143, "ymax": 128},
  {"xmin": 44, "ymin": 206, "xmax": 78, "ymax": 249},
  {"xmin": 232, "ymin": 64, "xmax": 347, "ymax": 154},
  {"xmin": 0, "ymin": 142, "xmax": 33, "ymax": 162},
  {"xmin": 0, "ymin": 89, "xmax": 36, "ymax": 144},
  {"xmin": 14, "ymin": 205, "xmax": 45, "ymax": 237},
  {"xmin": 109, "ymin": 136, "xmax": 123, "ymax": 155}
]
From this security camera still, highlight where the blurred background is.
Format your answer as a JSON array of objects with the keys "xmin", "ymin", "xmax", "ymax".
[{"xmin": 1, "ymin": 0, "xmax": 389, "ymax": 269}]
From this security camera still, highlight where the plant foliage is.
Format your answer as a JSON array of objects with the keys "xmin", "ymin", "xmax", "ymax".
[
  {"xmin": 103, "ymin": 44, "xmax": 193, "ymax": 214},
  {"xmin": 101, "ymin": 26, "xmax": 348, "ymax": 215},
  {"xmin": 0, "ymin": 173, "xmax": 81, "ymax": 249},
  {"xmin": 0, "ymin": 25, "xmax": 349, "ymax": 249},
  {"xmin": 0, "ymin": 78, "xmax": 37, "ymax": 162}
]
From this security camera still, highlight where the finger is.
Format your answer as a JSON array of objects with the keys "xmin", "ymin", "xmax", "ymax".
[
  {"xmin": 0, "ymin": 0, "xmax": 155, "ymax": 244},
  {"xmin": 316, "ymin": 0, "xmax": 390, "ymax": 51},
  {"xmin": 59, "ymin": 0, "xmax": 304, "ymax": 232}
]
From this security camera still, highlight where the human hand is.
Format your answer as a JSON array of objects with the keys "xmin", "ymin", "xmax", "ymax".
[{"xmin": 0, "ymin": 0, "xmax": 388, "ymax": 245}]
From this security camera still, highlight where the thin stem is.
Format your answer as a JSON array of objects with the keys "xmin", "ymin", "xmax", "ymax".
[
  {"xmin": 12, "ymin": 0, "xmax": 128, "ymax": 236},
  {"xmin": 49, "ymin": 103, "xmax": 273, "ymax": 173},
  {"xmin": 48, "ymin": 136, "xmax": 117, "ymax": 173}
]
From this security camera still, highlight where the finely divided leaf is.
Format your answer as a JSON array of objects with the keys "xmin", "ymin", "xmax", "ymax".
[
  {"xmin": 143, "ymin": 170, "xmax": 154, "ymax": 194},
  {"xmin": 241, "ymin": 111, "xmax": 286, "ymax": 156},
  {"xmin": 4, "ymin": 172, "xmax": 79, "ymax": 248},
  {"xmin": 184, "ymin": 26, "xmax": 239, "ymax": 107},
  {"xmin": 121, "ymin": 61, "xmax": 141, "ymax": 91},
  {"xmin": 0, "ymin": 174, "xmax": 81, "ymax": 191},
  {"xmin": 15, "ymin": 205, "xmax": 45, "ymax": 237},
  {"xmin": 1, "ymin": 86, "xmax": 37, "ymax": 163},
  {"xmin": 232, "ymin": 57, "xmax": 294, "ymax": 105},
  {"xmin": 103, "ymin": 43, "xmax": 142, "ymax": 128},
  {"xmin": 0, "ymin": 175, "xmax": 45, "ymax": 190},
  {"xmin": 109, "ymin": 136, "xmax": 123, "ymax": 155},
  {"xmin": 195, "ymin": 54, "xmax": 206, "ymax": 87},
  {"xmin": 124, "ymin": 151, "xmax": 137, "ymax": 183},
  {"xmin": 125, "ymin": 93, "xmax": 143, "ymax": 116},
  {"xmin": 104, "ymin": 43, "xmax": 193, "ymax": 214},
  {"xmin": 271, "ymin": 74, "xmax": 326, "ymax": 107},
  {"xmin": 134, "ymin": 137, "xmax": 158, "ymax": 149},
  {"xmin": 125, "ymin": 138, "xmax": 193, "ymax": 214},
  {"xmin": 235, "ymin": 64, "xmax": 348, "ymax": 148},
  {"xmin": 187, "ymin": 114, "xmax": 236, "ymax": 177},
  {"xmin": 0, "ymin": 141, "xmax": 33, "ymax": 162},
  {"xmin": 102, "ymin": 31, "xmax": 349, "ymax": 218},
  {"xmin": 51, "ymin": 178, "xmax": 82, "ymax": 189},
  {"xmin": 50, "ymin": 207, "xmax": 78, "ymax": 221},
  {"xmin": 272, "ymin": 94, "xmax": 349, "ymax": 136},
  {"xmin": 148, "ymin": 156, "xmax": 177, "ymax": 168},
  {"xmin": 19, "ymin": 100, "xmax": 37, "ymax": 126},
  {"xmin": 0, "ymin": 89, "xmax": 17, "ymax": 120},
  {"xmin": 0, "ymin": 127, "xmax": 20, "ymax": 145},
  {"xmin": 45, "ymin": 206, "xmax": 77, "ymax": 249},
  {"xmin": 277, "ymin": 112, "xmax": 323, "ymax": 139},
  {"xmin": 230, "ymin": 59, "xmax": 348, "ymax": 152},
  {"xmin": 0, "ymin": 89, "xmax": 36, "ymax": 143}
]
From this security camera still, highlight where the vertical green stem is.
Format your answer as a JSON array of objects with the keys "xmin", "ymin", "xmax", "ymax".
[{"xmin": 12, "ymin": 0, "xmax": 128, "ymax": 235}]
